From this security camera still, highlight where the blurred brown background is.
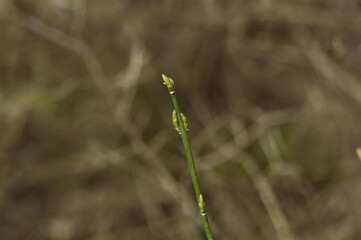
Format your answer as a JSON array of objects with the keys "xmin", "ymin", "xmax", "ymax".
[{"xmin": 1, "ymin": 0, "xmax": 361, "ymax": 239}]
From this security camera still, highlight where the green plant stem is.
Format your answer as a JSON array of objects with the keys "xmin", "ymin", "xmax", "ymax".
[{"xmin": 170, "ymin": 93, "xmax": 213, "ymax": 240}]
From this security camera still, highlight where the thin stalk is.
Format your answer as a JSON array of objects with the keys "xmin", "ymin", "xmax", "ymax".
[{"xmin": 162, "ymin": 74, "xmax": 213, "ymax": 240}]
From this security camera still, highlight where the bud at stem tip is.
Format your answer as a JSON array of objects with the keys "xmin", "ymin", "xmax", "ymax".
[{"xmin": 162, "ymin": 74, "xmax": 175, "ymax": 94}]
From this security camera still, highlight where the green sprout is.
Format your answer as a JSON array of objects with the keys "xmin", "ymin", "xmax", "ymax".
[
  {"xmin": 162, "ymin": 74, "xmax": 175, "ymax": 95},
  {"xmin": 172, "ymin": 110, "xmax": 188, "ymax": 134},
  {"xmin": 162, "ymin": 74, "xmax": 213, "ymax": 240},
  {"xmin": 199, "ymin": 194, "xmax": 206, "ymax": 215}
]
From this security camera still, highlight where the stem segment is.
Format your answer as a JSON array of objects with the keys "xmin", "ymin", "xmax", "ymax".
[{"xmin": 162, "ymin": 74, "xmax": 213, "ymax": 239}]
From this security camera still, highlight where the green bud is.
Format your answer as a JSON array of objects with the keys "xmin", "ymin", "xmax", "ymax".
[
  {"xmin": 162, "ymin": 74, "xmax": 175, "ymax": 94},
  {"xmin": 180, "ymin": 113, "xmax": 188, "ymax": 131},
  {"xmin": 172, "ymin": 110, "xmax": 181, "ymax": 134},
  {"xmin": 199, "ymin": 194, "xmax": 206, "ymax": 215},
  {"xmin": 172, "ymin": 110, "xmax": 188, "ymax": 134}
]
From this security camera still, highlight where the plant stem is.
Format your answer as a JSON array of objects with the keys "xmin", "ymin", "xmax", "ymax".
[{"xmin": 162, "ymin": 74, "xmax": 213, "ymax": 239}]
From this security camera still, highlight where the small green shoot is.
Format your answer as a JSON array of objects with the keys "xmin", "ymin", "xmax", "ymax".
[{"xmin": 162, "ymin": 74, "xmax": 213, "ymax": 240}]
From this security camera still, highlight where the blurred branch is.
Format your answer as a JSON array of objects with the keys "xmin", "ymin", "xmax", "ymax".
[
  {"xmin": 198, "ymin": 108, "xmax": 324, "ymax": 171},
  {"xmin": 114, "ymin": 42, "xmax": 146, "ymax": 119},
  {"xmin": 243, "ymin": 155, "xmax": 295, "ymax": 240},
  {"xmin": 301, "ymin": 42, "xmax": 361, "ymax": 107},
  {"xmin": 7, "ymin": 7, "xmax": 112, "ymax": 97},
  {"xmin": 252, "ymin": 3, "xmax": 360, "ymax": 29}
]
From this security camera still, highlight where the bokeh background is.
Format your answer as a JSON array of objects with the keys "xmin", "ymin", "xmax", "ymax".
[{"xmin": 1, "ymin": 0, "xmax": 361, "ymax": 239}]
